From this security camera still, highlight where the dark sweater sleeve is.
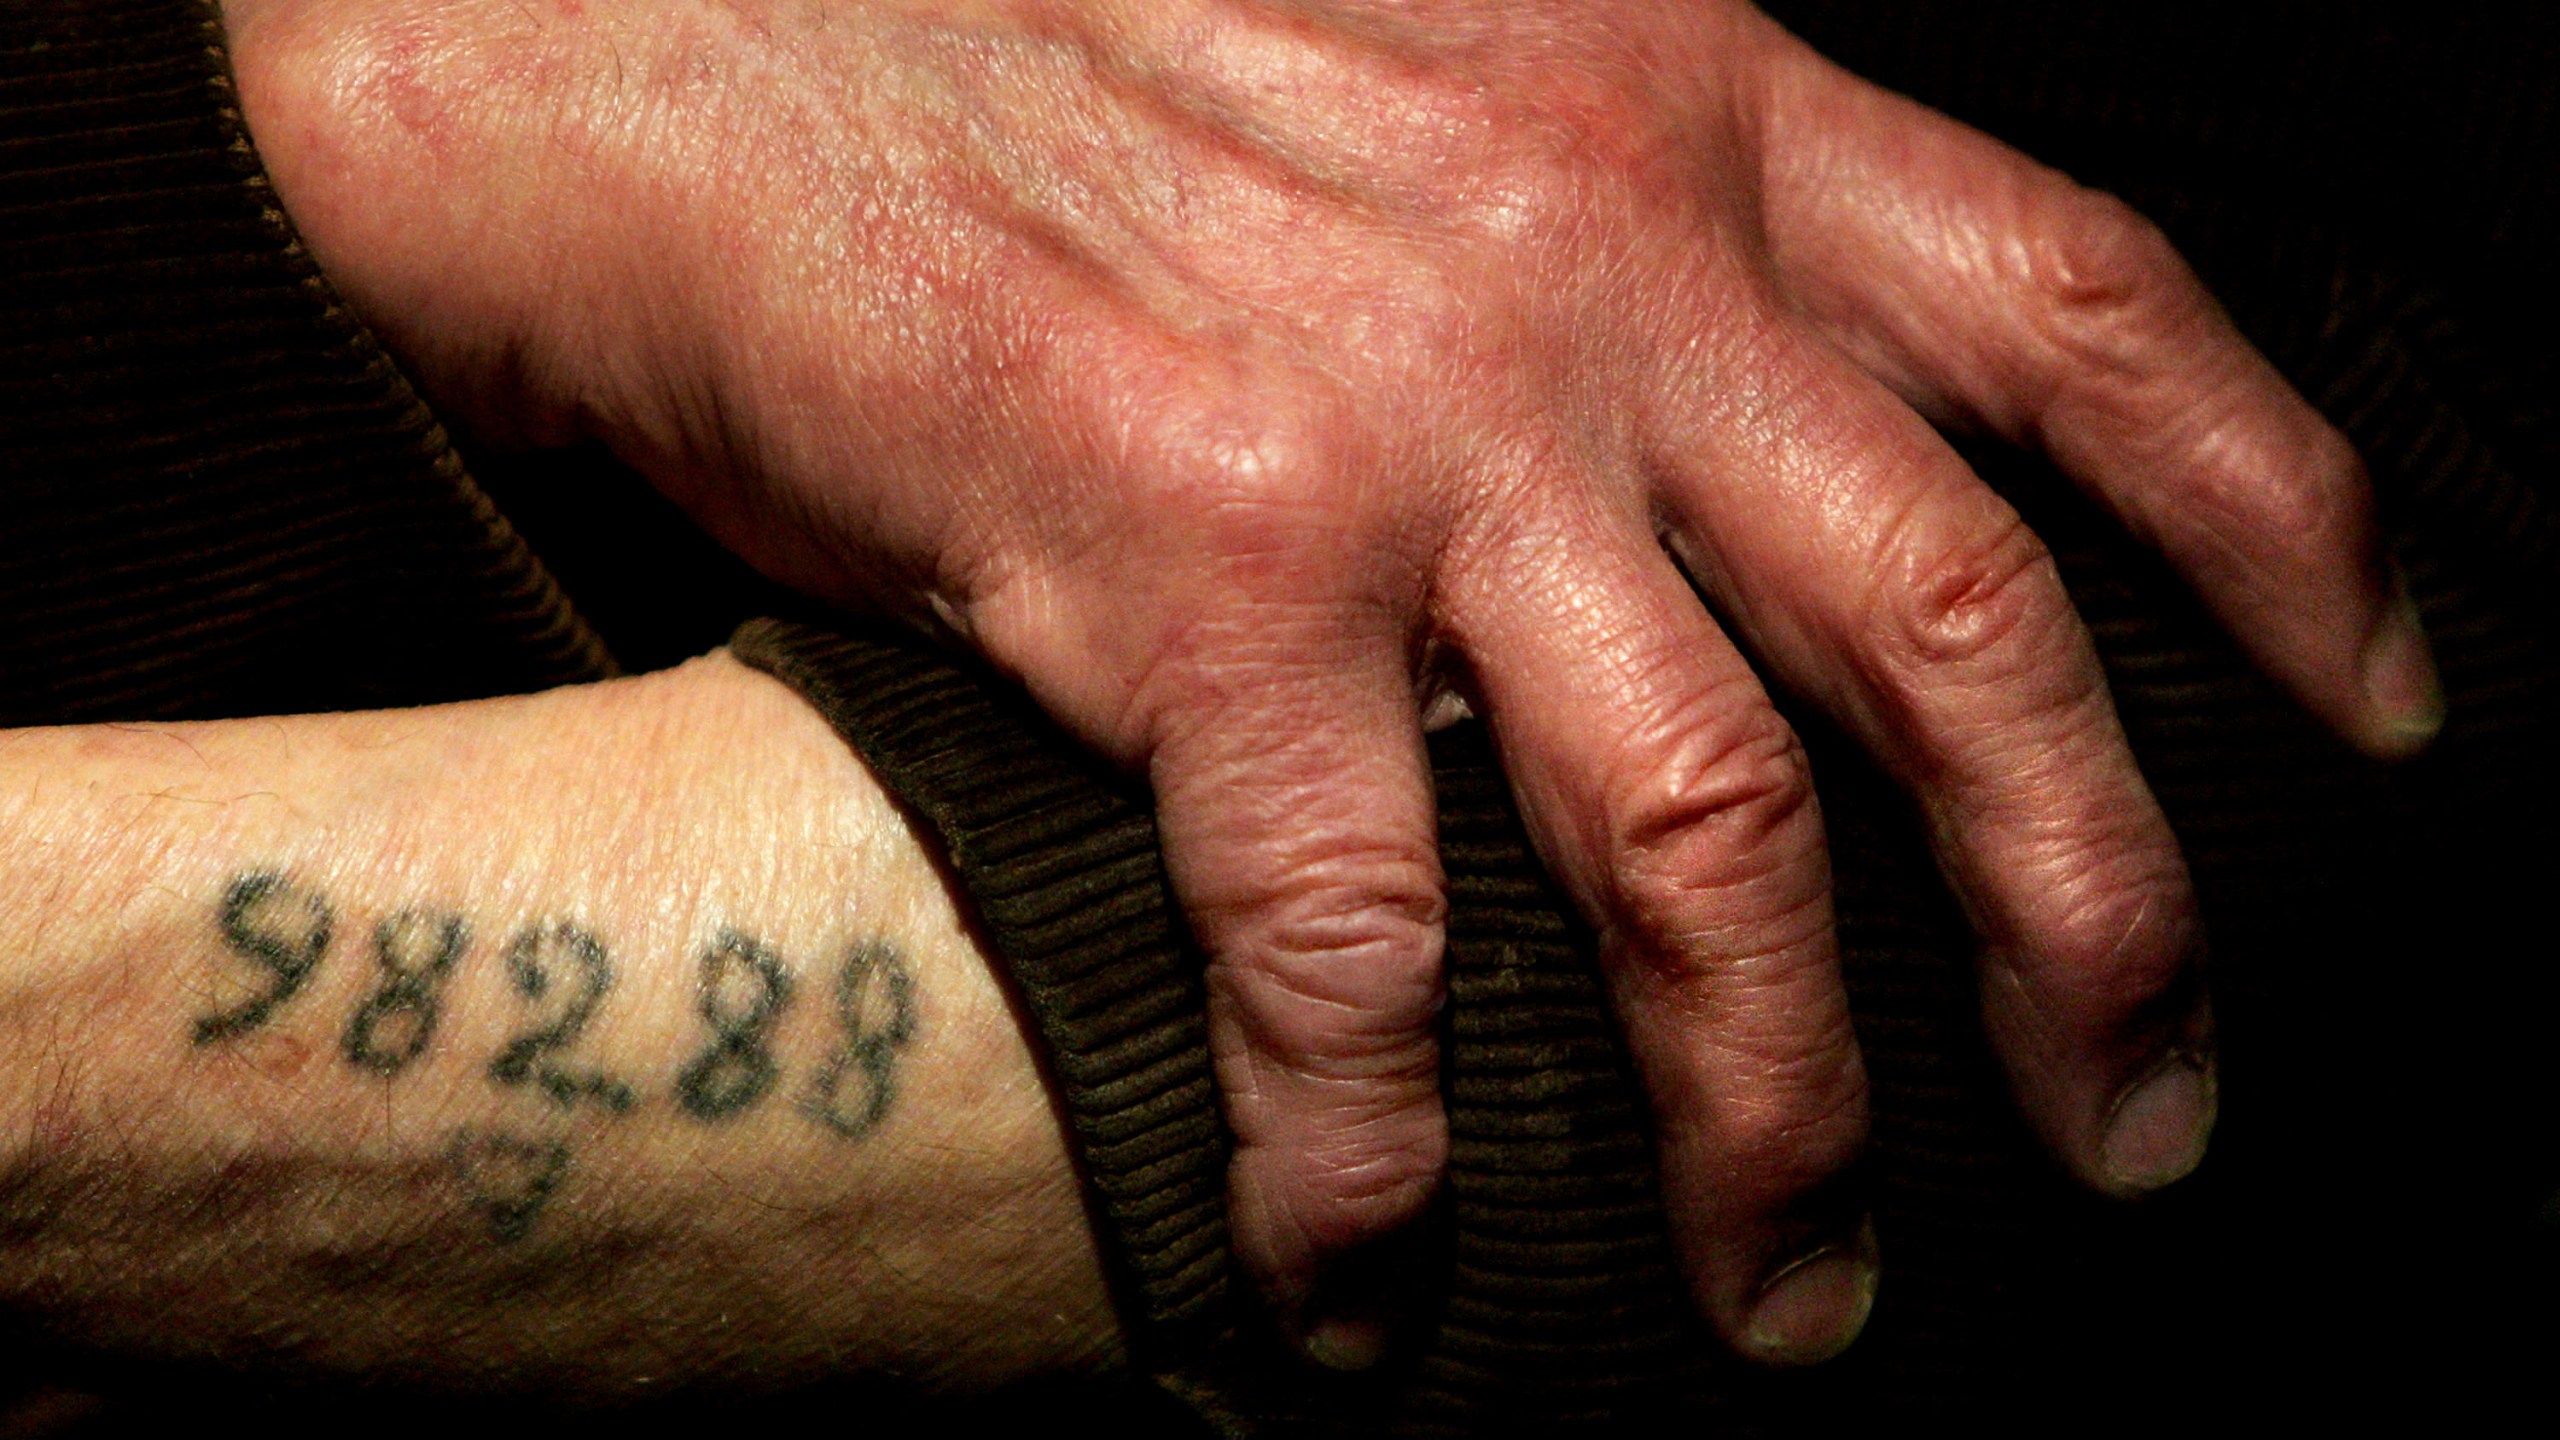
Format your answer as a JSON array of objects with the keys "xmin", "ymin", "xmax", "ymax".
[
  {"xmin": 0, "ymin": 0, "xmax": 611, "ymax": 725},
  {"xmin": 729, "ymin": 618, "xmax": 1714, "ymax": 1437}
]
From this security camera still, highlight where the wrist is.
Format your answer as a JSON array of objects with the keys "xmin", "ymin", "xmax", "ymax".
[
  {"xmin": 216, "ymin": 0, "xmax": 642, "ymax": 448},
  {"xmin": 0, "ymin": 654, "xmax": 1119, "ymax": 1391}
]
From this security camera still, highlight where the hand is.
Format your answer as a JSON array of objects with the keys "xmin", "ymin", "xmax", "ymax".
[
  {"xmin": 221, "ymin": 0, "xmax": 2440, "ymax": 1365},
  {"xmin": 0, "ymin": 655, "xmax": 1117, "ymax": 1388}
]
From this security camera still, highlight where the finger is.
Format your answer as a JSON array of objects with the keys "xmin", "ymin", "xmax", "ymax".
[
  {"xmin": 1444, "ymin": 489, "xmax": 1874, "ymax": 1366},
  {"xmin": 1757, "ymin": 49, "xmax": 2443, "ymax": 759},
  {"xmin": 1141, "ymin": 608, "xmax": 1449, "ymax": 1371},
  {"xmin": 1648, "ymin": 320, "xmax": 2214, "ymax": 1197}
]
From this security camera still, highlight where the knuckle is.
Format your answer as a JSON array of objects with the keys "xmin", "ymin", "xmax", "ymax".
[
  {"xmin": 1234, "ymin": 1099, "xmax": 1447, "ymax": 1256},
  {"xmin": 1455, "ymin": 76, "xmax": 1670, "ymax": 255},
  {"xmin": 2014, "ymin": 183, "xmax": 2206, "ymax": 381},
  {"xmin": 2008, "ymin": 181, "xmax": 2372, "ymax": 558},
  {"xmin": 1213, "ymin": 871, "xmax": 1448, "ymax": 1075},
  {"xmin": 1227, "ymin": 1075, "xmax": 1446, "ymax": 1265},
  {"xmin": 1287, "ymin": 1111, "xmax": 1449, "ymax": 1215},
  {"xmin": 1597, "ymin": 700, "xmax": 1829, "ymax": 963},
  {"xmin": 1371, "ymin": 67, "xmax": 1517, "ymax": 188},
  {"xmin": 2186, "ymin": 423, "xmax": 2364, "ymax": 552},
  {"xmin": 2019, "ymin": 184, "xmax": 2187, "ymax": 320},
  {"xmin": 2027, "ymin": 852, "xmax": 2200, "ymax": 1014},
  {"xmin": 1872, "ymin": 505, "xmax": 2068, "ymax": 675},
  {"xmin": 1472, "ymin": 128, "xmax": 1595, "ymax": 238},
  {"xmin": 1122, "ymin": 377, "xmax": 1362, "ymax": 545},
  {"xmin": 1608, "ymin": 701, "xmax": 1817, "ymax": 878},
  {"xmin": 1717, "ymin": 1061, "xmax": 1868, "ymax": 1192}
]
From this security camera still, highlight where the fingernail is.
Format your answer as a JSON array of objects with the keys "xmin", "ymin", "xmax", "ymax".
[
  {"xmin": 2361, "ymin": 561, "xmax": 2444, "ymax": 754},
  {"xmin": 1742, "ymin": 1217, "xmax": 1879, "ymax": 1366},
  {"xmin": 1299, "ymin": 1311, "xmax": 1391, "ymax": 1373},
  {"xmin": 1285, "ymin": 1235, "xmax": 1435, "ymax": 1374},
  {"xmin": 2101, "ymin": 1044, "xmax": 2219, "ymax": 1192}
]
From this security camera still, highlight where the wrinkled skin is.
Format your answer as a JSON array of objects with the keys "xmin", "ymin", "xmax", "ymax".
[{"xmin": 222, "ymin": 0, "xmax": 2439, "ymax": 1366}]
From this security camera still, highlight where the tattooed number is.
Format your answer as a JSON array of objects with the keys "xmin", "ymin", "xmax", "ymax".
[
  {"xmin": 194, "ymin": 873, "xmax": 334, "ymax": 1045},
  {"xmin": 448, "ymin": 1127, "xmax": 571, "ymax": 1245},
  {"xmin": 342, "ymin": 909, "xmax": 469, "ymax": 1076},
  {"xmin": 675, "ymin": 930, "xmax": 793, "ymax": 1121},
  {"xmin": 805, "ymin": 940, "xmax": 918, "ymax": 1141},
  {"xmin": 489, "ymin": 921, "xmax": 636, "ymax": 1113}
]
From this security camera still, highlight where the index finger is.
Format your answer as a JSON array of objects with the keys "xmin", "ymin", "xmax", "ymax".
[{"xmin": 1759, "ymin": 44, "xmax": 2444, "ymax": 760}]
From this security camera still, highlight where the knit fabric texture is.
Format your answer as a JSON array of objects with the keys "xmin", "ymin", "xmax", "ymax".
[{"xmin": 0, "ymin": 0, "xmax": 612, "ymax": 726}]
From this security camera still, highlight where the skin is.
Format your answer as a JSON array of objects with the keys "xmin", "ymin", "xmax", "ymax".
[
  {"xmin": 212, "ymin": 0, "xmax": 2442, "ymax": 1366},
  {"xmin": 0, "ymin": 655, "xmax": 1117, "ymax": 1393}
]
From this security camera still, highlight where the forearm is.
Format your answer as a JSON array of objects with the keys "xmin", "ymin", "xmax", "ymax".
[{"xmin": 0, "ymin": 654, "xmax": 1117, "ymax": 1392}]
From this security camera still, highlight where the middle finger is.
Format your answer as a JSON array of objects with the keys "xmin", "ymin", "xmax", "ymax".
[{"xmin": 1643, "ymin": 314, "xmax": 2215, "ymax": 1195}]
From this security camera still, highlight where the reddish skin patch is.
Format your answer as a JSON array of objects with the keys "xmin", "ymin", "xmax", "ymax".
[
  {"xmin": 196, "ymin": 1030, "xmax": 330, "ymax": 1108},
  {"xmin": 373, "ymin": 29, "xmax": 447, "ymax": 150},
  {"xmin": 248, "ymin": 1032, "xmax": 321, "ymax": 1085}
]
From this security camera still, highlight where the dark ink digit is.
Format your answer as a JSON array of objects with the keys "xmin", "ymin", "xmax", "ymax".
[
  {"xmin": 804, "ymin": 939, "xmax": 918, "ymax": 1142},
  {"xmin": 447, "ymin": 1127, "xmax": 570, "ymax": 1245},
  {"xmin": 487, "ymin": 921, "xmax": 636, "ymax": 1114},
  {"xmin": 193, "ymin": 873, "xmax": 334, "ymax": 1045},
  {"xmin": 342, "ymin": 908, "xmax": 469, "ymax": 1076},
  {"xmin": 674, "ymin": 928, "xmax": 793, "ymax": 1122}
]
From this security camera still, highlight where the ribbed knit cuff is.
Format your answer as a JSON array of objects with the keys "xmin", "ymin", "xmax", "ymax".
[
  {"xmin": 0, "ymin": 0, "xmax": 609, "ymax": 723},
  {"xmin": 727, "ymin": 618, "xmax": 1236, "ymax": 1372},
  {"xmin": 730, "ymin": 619, "xmax": 1717, "ymax": 1437}
]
